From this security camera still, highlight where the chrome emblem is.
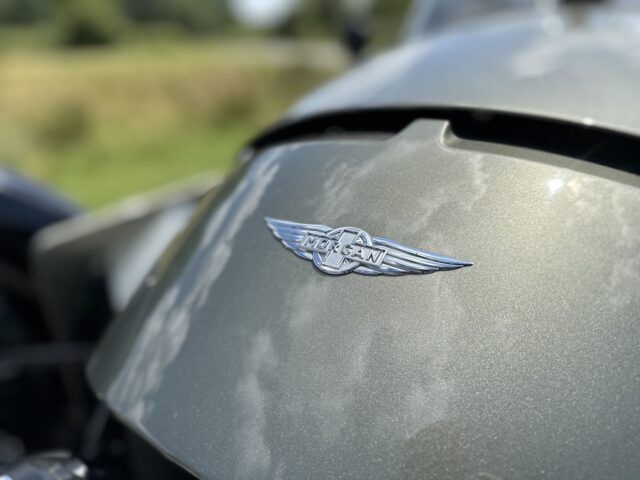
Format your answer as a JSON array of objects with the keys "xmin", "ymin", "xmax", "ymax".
[{"xmin": 265, "ymin": 217, "xmax": 472, "ymax": 276}]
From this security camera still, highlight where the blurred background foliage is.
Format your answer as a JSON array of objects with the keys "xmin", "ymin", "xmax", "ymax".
[{"xmin": 0, "ymin": 0, "xmax": 409, "ymax": 208}]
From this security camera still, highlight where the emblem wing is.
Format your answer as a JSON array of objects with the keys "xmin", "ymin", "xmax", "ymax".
[
  {"xmin": 355, "ymin": 236, "xmax": 472, "ymax": 276},
  {"xmin": 265, "ymin": 217, "xmax": 332, "ymax": 260}
]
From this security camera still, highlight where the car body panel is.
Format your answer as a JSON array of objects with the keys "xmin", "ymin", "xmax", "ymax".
[
  {"xmin": 88, "ymin": 120, "xmax": 640, "ymax": 479},
  {"xmin": 280, "ymin": 9, "xmax": 640, "ymax": 138}
]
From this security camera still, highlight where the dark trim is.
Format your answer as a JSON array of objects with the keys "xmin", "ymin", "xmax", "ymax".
[{"xmin": 249, "ymin": 108, "xmax": 640, "ymax": 177}]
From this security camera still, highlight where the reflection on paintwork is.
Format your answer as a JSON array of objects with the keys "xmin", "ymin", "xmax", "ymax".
[
  {"xmin": 107, "ymin": 151, "xmax": 282, "ymax": 423},
  {"xmin": 511, "ymin": 23, "xmax": 640, "ymax": 82},
  {"xmin": 541, "ymin": 13, "xmax": 564, "ymax": 36},
  {"xmin": 90, "ymin": 120, "xmax": 640, "ymax": 479},
  {"xmin": 234, "ymin": 329, "xmax": 278, "ymax": 478},
  {"xmin": 547, "ymin": 176, "xmax": 564, "ymax": 196},
  {"xmin": 287, "ymin": 10, "xmax": 640, "ymax": 137}
]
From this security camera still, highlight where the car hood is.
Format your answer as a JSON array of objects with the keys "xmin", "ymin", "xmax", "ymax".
[
  {"xmin": 88, "ymin": 118, "xmax": 640, "ymax": 479},
  {"xmin": 282, "ymin": 8, "xmax": 640, "ymax": 137}
]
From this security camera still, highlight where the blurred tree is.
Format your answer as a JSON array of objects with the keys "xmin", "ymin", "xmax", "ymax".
[
  {"xmin": 119, "ymin": 0, "xmax": 161, "ymax": 21},
  {"xmin": 120, "ymin": 0, "xmax": 230, "ymax": 33},
  {"xmin": 375, "ymin": 0, "xmax": 410, "ymax": 15},
  {"xmin": 163, "ymin": 0, "xmax": 230, "ymax": 33},
  {"xmin": 0, "ymin": 0, "xmax": 53, "ymax": 24},
  {"xmin": 369, "ymin": 0, "xmax": 410, "ymax": 46},
  {"xmin": 57, "ymin": 0, "xmax": 128, "ymax": 47}
]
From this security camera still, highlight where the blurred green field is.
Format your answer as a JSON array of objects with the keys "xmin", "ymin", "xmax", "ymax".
[{"xmin": 0, "ymin": 38, "xmax": 344, "ymax": 208}]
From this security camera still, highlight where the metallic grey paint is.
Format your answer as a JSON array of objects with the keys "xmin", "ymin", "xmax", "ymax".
[
  {"xmin": 88, "ymin": 120, "xmax": 640, "ymax": 479},
  {"xmin": 283, "ymin": 9, "xmax": 640, "ymax": 137}
]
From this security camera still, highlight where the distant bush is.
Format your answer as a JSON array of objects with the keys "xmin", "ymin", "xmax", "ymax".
[
  {"xmin": 0, "ymin": 0, "xmax": 53, "ymax": 24},
  {"xmin": 120, "ymin": 0, "xmax": 230, "ymax": 34},
  {"xmin": 166, "ymin": 0, "xmax": 229, "ymax": 33},
  {"xmin": 57, "ymin": 0, "xmax": 128, "ymax": 47}
]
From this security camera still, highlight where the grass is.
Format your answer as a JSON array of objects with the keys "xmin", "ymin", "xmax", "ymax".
[{"xmin": 0, "ymin": 37, "xmax": 344, "ymax": 208}]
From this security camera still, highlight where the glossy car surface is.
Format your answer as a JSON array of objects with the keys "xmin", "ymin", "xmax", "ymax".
[
  {"xmin": 88, "ymin": 3, "xmax": 640, "ymax": 479},
  {"xmin": 285, "ymin": 8, "xmax": 640, "ymax": 137}
]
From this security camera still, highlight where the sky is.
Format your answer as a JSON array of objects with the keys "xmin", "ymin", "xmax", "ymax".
[{"xmin": 228, "ymin": 0, "xmax": 299, "ymax": 28}]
